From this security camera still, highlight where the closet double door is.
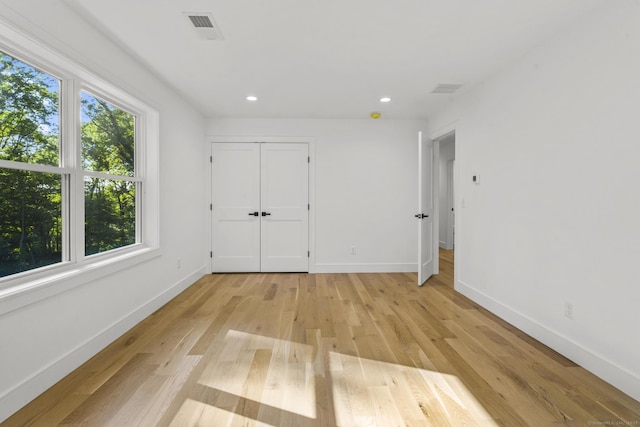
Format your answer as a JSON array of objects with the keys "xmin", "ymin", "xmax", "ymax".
[{"xmin": 211, "ymin": 142, "xmax": 309, "ymax": 272}]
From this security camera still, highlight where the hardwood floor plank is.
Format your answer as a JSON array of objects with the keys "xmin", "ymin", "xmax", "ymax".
[
  {"xmin": 188, "ymin": 295, "xmax": 243, "ymax": 356},
  {"xmin": 443, "ymin": 323, "xmax": 574, "ymax": 424},
  {"xmin": 4, "ymin": 249, "xmax": 639, "ymax": 426},
  {"xmin": 381, "ymin": 364, "xmax": 427, "ymax": 421},
  {"xmin": 429, "ymin": 337, "xmax": 532, "ymax": 426},
  {"xmin": 127, "ymin": 355, "xmax": 201, "ymax": 426},
  {"xmin": 59, "ymin": 353, "xmax": 158, "ymax": 426}
]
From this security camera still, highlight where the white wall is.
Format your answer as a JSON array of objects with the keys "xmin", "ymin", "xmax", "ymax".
[
  {"xmin": 0, "ymin": 1, "xmax": 206, "ymax": 421},
  {"xmin": 429, "ymin": 0, "xmax": 640, "ymax": 401},
  {"xmin": 438, "ymin": 136, "xmax": 455, "ymax": 248},
  {"xmin": 208, "ymin": 118, "xmax": 427, "ymax": 273}
]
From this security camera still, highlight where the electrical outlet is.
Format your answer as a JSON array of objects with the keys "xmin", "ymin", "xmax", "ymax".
[
  {"xmin": 564, "ymin": 301, "xmax": 573, "ymax": 319},
  {"xmin": 351, "ymin": 246, "xmax": 357, "ymax": 255}
]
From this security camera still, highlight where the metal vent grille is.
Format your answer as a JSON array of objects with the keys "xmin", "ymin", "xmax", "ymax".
[
  {"xmin": 183, "ymin": 12, "xmax": 224, "ymax": 40},
  {"xmin": 188, "ymin": 15, "xmax": 214, "ymax": 28},
  {"xmin": 431, "ymin": 84, "xmax": 463, "ymax": 94}
]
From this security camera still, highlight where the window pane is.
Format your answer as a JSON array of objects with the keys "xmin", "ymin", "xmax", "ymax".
[
  {"xmin": 0, "ymin": 168, "xmax": 62, "ymax": 277},
  {"xmin": 85, "ymin": 177, "xmax": 136, "ymax": 255},
  {"xmin": 0, "ymin": 52, "xmax": 60, "ymax": 166},
  {"xmin": 81, "ymin": 92, "xmax": 134, "ymax": 177}
]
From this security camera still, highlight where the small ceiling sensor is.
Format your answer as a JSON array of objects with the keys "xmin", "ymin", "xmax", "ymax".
[
  {"xmin": 431, "ymin": 84, "xmax": 463, "ymax": 94},
  {"xmin": 379, "ymin": 97, "xmax": 391, "ymax": 103},
  {"xmin": 246, "ymin": 96, "xmax": 258, "ymax": 101}
]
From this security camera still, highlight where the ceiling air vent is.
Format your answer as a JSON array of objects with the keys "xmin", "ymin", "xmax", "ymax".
[
  {"xmin": 189, "ymin": 15, "xmax": 213, "ymax": 28},
  {"xmin": 431, "ymin": 84, "xmax": 463, "ymax": 94},
  {"xmin": 183, "ymin": 13, "xmax": 224, "ymax": 40}
]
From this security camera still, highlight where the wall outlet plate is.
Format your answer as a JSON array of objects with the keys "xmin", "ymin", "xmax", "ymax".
[{"xmin": 564, "ymin": 301, "xmax": 574, "ymax": 319}]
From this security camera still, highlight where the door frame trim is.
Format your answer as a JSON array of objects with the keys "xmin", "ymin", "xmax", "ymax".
[{"xmin": 207, "ymin": 136, "xmax": 316, "ymax": 274}]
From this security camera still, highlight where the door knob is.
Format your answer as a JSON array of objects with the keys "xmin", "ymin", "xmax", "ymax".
[
  {"xmin": 248, "ymin": 211, "xmax": 259, "ymax": 216},
  {"xmin": 414, "ymin": 213, "xmax": 429, "ymax": 219},
  {"xmin": 262, "ymin": 212, "xmax": 271, "ymax": 216}
]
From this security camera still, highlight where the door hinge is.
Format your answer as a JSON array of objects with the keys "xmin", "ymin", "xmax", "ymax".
[
  {"xmin": 308, "ymin": 203, "xmax": 310, "ymax": 210},
  {"xmin": 210, "ymin": 155, "xmax": 213, "ymax": 163},
  {"xmin": 210, "ymin": 203, "xmax": 213, "ymax": 211},
  {"xmin": 308, "ymin": 156, "xmax": 310, "ymax": 163},
  {"xmin": 307, "ymin": 251, "xmax": 310, "ymax": 257},
  {"xmin": 210, "ymin": 251, "xmax": 213, "ymax": 258}
]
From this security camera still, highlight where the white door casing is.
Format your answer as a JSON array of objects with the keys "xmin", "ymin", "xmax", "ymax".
[
  {"xmin": 418, "ymin": 131, "xmax": 434, "ymax": 286},
  {"xmin": 211, "ymin": 142, "xmax": 309, "ymax": 273}
]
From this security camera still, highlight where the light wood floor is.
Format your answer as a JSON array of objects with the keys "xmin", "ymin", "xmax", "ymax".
[{"xmin": 4, "ymin": 250, "xmax": 640, "ymax": 426}]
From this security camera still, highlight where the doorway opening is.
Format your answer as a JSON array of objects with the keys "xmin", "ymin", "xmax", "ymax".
[{"xmin": 434, "ymin": 131, "xmax": 456, "ymax": 287}]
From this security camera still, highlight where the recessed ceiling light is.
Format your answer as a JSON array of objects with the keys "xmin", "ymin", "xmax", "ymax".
[
  {"xmin": 379, "ymin": 97, "xmax": 391, "ymax": 103},
  {"xmin": 246, "ymin": 96, "xmax": 258, "ymax": 101}
]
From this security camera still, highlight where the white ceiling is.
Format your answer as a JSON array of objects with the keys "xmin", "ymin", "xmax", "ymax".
[{"xmin": 67, "ymin": 0, "xmax": 605, "ymax": 120}]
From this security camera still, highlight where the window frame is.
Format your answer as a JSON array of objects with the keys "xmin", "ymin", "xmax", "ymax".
[{"xmin": 0, "ymin": 19, "xmax": 160, "ymax": 314}]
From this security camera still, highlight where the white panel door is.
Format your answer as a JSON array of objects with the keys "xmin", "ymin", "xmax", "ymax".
[
  {"xmin": 418, "ymin": 131, "xmax": 434, "ymax": 285},
  {"xmin": 260, "ymin": 143, "xmax": 309, "ymax": 272},
  {"xmin": 211, "ymin": 143, "xmax": 261, "ymax": 272}
]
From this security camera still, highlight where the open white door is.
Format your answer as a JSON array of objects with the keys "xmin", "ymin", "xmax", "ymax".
[
  {"xmin": 260, "ymin": 143, "xmax": 309, "ymax": 272},
  {"xmin": 211, "ymin": 143, "xmax": 261, "ymax": 272},
  {"xmin": 417, "ymin": 131, "xmax": 434, "ymax": 286}
]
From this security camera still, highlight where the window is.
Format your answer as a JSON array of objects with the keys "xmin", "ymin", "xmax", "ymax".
[
  {"xmin": 0, "ymin": 36, "xmax": 158, "ymax": 289},
  {"xmin": 0, "ymin": 52, "xmax": 63, "ymax": 277},
  {"xmin": 81, "ymin": 92, "xmax": 138, "ymax": 256}
]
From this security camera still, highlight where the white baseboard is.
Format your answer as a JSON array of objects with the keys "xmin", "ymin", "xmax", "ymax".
[
  {"xmin": 0, "ymin": 266, "xmax": 206, "ymax": 423},
  {"xmin": 456, "ymin": 280, "xmax": 640, "ymax": 402},
  {"xmin": 313, "ymin": 262, "xmax": 417, "ymax": 273},
  {"xmin": 439, "ymin": 241, "xmax": 454, "ymax": 250}
]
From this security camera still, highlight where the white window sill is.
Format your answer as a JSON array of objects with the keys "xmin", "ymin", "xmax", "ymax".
[{"xmin": 0, "ymin": 246, "xmax": 161, "ymax": 316}]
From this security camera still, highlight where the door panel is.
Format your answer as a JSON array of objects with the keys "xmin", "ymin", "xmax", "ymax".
[
  {"xmin": 260, "ymin": 143, "xmax": 309, "ymax": 272},
  {"xmin": 211, "ymin": 143, "xmax": 261, "ymax": 272},
  {"xmin": 418, "ymin": 132, "xmax": 434, "ymax": 285}
]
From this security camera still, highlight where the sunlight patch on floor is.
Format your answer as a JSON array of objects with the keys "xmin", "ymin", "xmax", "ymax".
[
  {"xmin": 192, "ymin": 329, "xmax": 497, "ymax": 425},
  {"xmin": 197, "ymin": 329, "xmax": 316, "ymax": 419},
  {"xmin": 169, "ymin": 398, "xmax": 276, "ymax": 427},
  {"xmin": 329, "ymin": 352, "xmax": 498, "ymax": 426}
]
